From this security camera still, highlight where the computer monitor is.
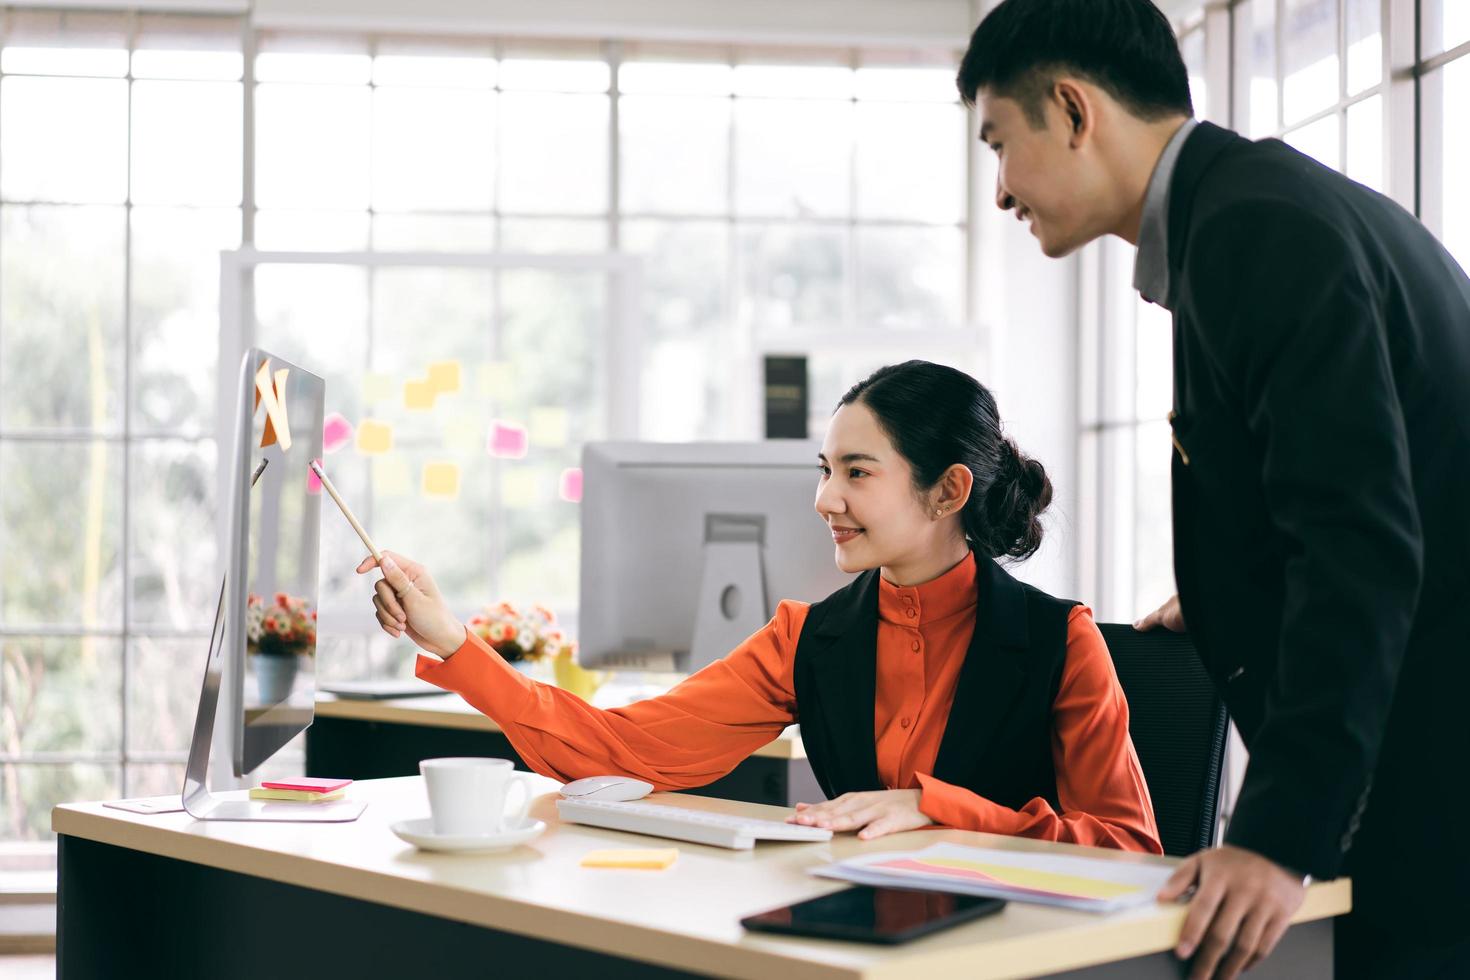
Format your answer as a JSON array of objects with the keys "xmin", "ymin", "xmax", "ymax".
[
  {"xmin": 182, "ymin": 347, "xmax": 362, "ymax": 822},
  {"xmin": 578, "ymin": 441, "xmax": 854, "ymax": 673}
]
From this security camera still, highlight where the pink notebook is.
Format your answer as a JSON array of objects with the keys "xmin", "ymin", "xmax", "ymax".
[{"xmin": 260, "ymin": 777, "xmax": 353, "ymax": 794}]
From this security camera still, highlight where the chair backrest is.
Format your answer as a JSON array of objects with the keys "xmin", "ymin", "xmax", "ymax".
[{"xmin": 1097, "ymin": 623, "xmax": 1228, "ymax": 857}]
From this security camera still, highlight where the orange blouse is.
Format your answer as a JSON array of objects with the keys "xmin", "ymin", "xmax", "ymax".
[{"xmin": 417, "ymin": 553, "xmax": 1161, "ymax": 853}]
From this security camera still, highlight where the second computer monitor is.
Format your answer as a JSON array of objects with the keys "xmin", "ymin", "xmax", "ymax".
[{"xmin": 578, "ymin": 441, "xmax": 853, "ymax": 673}]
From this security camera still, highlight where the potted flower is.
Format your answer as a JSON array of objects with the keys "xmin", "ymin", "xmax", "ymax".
[
  {"xmin": 246, "ymin": 592, "xmax": 317, "ymax": 703},
  {"xmin": 468, "ymin": 602, "xmax": 604, "ymax": 698}
]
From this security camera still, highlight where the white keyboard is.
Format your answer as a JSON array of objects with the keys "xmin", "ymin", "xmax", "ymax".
[{"xmin": 555, "ymin": 797, "xmax": 833, "ymax": 850}]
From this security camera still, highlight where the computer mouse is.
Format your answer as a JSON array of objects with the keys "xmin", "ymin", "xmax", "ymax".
[{"xmin": 559, "ymin": 776, "xmax": 655, "ymax": 802}]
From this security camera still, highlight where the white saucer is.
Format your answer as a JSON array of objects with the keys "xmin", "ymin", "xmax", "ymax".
[{"xmin": 390, "ymin": 817, "xmax": 545, "ymax": 853}]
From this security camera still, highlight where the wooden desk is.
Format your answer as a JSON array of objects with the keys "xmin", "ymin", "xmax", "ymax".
[
  {"xmin": 54, "ymin": 776, "xmax": 1348, "ymax": 979},
  {"xmin": 308, "ymin": 691, "xmax": 822, "ymax": 807}
]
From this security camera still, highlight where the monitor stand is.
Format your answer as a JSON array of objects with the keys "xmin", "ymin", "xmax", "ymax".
[
  {"xmin": 689, "ymin": 514, "xmax": 768, "ymax": 674},
  {"xmin": 181, "ymin": 576, "xmax": 365, "ymax": 823}
]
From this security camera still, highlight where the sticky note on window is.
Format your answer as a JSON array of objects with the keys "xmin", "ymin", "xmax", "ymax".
[
  {"xmin": 404, "ymin": 379, "xmax": 437, "ymax": 411},
  {"xmin": 478, "ymin": 361, "xmax": 514, "ymax": 397},
  {"xmin": 323, "ymin": 413, "xmax": 354, "ymax": 454},
  {"xmin": 501, "ymin": 468, "xmax": 540, "ymax": 509},
  {"xmin": 427, "ymin": 361, "xmax": 462, "ymax": 395},
  {"xmin": 529, "ymin": 407, "xmax": 569, "ymax": 449},
  {"xmin": 580, "ymin": 848, "xmax": 678, "ymax": 870},
  {"xmin": 423, "ymin": 461, "xmax": 460, "ymax": 500},
  {"xmin": 362, "ymin": 373, "xmax": 395, "ymax": 404},
  {"xmin": 373, "ymin": 455, "xmax": 411, "ymax": 498},
  {"xmin": 356, "ymin": 420, "xmax": 393, "ymax": 456},
  {"xmin": 443, "ymin": 414, "xmax": 482, "ymax": 455},
  {"xmin": 488, "ymin": 421, "xmax": 528, "ymax": 459},
  {"xmin": 307, "ymin": 458, "xmax": 323, "ymax": 495},
  {"xmin": 559, "ymin": 468, "xmax": 583, "ymax": 503}
]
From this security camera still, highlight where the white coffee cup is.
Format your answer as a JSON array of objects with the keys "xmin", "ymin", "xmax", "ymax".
[{"xmin": 420, "ymin": 757, "xmax": 532, "ymax": 837}]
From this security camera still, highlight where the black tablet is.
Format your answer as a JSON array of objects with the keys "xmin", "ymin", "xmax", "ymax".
[{"xmin": 741, "ymin": 886, "xmax": 1006, "ymax": 945}]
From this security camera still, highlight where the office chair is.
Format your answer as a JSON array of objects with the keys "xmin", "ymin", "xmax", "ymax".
[{"xmin": 1098, "ymin": 623, "xmax": 1229, "ymax": 857}]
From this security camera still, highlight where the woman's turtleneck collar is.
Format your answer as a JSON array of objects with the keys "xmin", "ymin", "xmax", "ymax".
[{"xmin": 877, "ymin": 551, "xmax": 978, "ymax": 627}]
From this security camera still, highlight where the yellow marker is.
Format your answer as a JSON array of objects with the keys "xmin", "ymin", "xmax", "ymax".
[
  {"xmin": 356, "ymin": 419, "xmax": 394, "ymax": 455},
  {"xmin": 500, "ymin": 468, "xmax": 540, "ymax": 509},
  {"xmin": 427, "ymin": 360, "xmax": 462, "ymax": 395},
  {"xmin": 254, "ymin": 360, "xmax": 293, "ymax": 451},
  {"xmin": 404, "ymin": 379, "xmax": 437, "ymax": 411},
  {"xmin": 422, "ymin": 461, "xmax": 461, "ymax": 500},
  {"xmin": 580, "ymin": 848, "xmax": 679, "ymax": 870},
  {"xmin": 373, "ymin": 455, "xmax": 412, "ymax": 498},
  {"xmin": 362, "ymin": 372, "xmax": 395, "ymax": 404},
  {"xmin": 529, "ymin": 407, "xmax": 569, "ymax": 448}
]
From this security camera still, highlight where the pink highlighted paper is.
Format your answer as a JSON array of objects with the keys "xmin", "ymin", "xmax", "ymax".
[
  {"xmin": 488, "ymin": 422, "xmax": 528, "ymax": 459},
  {"xmin": 559, "ymin": 468, "xmax": 583, "ymax": 503},
  {"xmin": 323, "ymin": 413, "xmax": 354, "ymax": 454}
]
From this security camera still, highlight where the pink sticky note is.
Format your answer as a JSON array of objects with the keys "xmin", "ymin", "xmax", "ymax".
[
  {"xmin": 488, "ymin": 421, "xmax": 528, "ymax": 459},
  {"xmin": 323, "ymin": 413, "xmax": 354, "ymax": 454},
  {"xmin": 559, "ymin": 468, "xmax": 583, "ymax": 503},
  {"xmin": 307, "ymin": 459, "xmax": 323, "ymax": 495}
]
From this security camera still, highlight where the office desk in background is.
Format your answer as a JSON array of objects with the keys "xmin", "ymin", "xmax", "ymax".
[
  {"xmin": 308, "ymin": 686, "xmax": 822, "ymax": 807},
  {"xmin": 54, "ymin": 776, "xmax": 1348, "ymax": 980}
]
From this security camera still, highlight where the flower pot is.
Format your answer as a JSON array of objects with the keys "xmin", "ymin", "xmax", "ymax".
[{"xmin": 255, "ymin": 653, "xmax": 300, "ymax": 704}]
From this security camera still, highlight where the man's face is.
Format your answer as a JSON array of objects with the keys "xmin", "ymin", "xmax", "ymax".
[{"xmin": 977, "ymin": 88, "xmax": 1109, "ymax": 258}]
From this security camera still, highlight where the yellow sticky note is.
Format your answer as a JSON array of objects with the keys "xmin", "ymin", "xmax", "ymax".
[
  {"xmin": 423, "ymin": 461, "xmax": 461, "ymax": 500},
  {"xmin": 478, "ymin": 361, "xmax": 515, "ymax": 397},
  {"xmin": 356, "ymin": 419, "xmax": 394, "ymax": 456},
  {"xmin": 529, "ymin": 407, "xmax": 569, "ymax": 449},
  {"xmin": 427, "ymin": 360, "xmax": 462, "ymax": 395},
  {"xmin": 500, "ymin": 468, "xmax": 540, "ymax": 509},
  {"xmin": 443, "ymin": 414, "xmax": 482, "ymax": 455},
  {"xmin": 580, "ymin": 848, "xmax": 678, "ymax": 870},
  {"xmin": 372, "ymin": 455, "xmax": 411, "ymax": 498},
  {"xmin": 404, "ymin": 379, "xmax": 437, "ymax": 411},
  {"xmin": 362, "ymin": 373, "xmax": 395, "ymax": 404}
]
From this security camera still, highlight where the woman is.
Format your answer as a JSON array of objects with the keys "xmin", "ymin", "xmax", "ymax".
[{"xmin": 360, "ymin": 361, "xmax": 1160, "ymax": 851}]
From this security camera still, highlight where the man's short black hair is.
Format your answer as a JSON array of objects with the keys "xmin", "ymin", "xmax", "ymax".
[{"xmin": 957, "ymin": 0, "xmax": 1193, "ymax": 127}]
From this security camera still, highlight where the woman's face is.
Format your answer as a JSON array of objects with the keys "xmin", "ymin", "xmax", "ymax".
[{"xmin": 816, "ymin": 402, "xmax": 944, "ymax": 575}]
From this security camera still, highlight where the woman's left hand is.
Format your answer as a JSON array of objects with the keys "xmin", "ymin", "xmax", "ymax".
[{"xmin": 788, "ymin": 789, "xmax": 932, "ymax": 840}]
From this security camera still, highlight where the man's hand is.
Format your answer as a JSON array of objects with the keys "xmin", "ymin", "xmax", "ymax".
[
  {"xmin": 788, "ymin": 790, "xmax": 932, "ymax": 840},
  {"xmin": 1158, "ymin": 844, "xmax": 1307, "ymax": 980},
  {"xmin": 355, "ymin": 551, "xmax": 466, "ymax": 658},
  {"xmin": 1135, "ymin": 594, "xmax": 1187, "ymax": 632}
]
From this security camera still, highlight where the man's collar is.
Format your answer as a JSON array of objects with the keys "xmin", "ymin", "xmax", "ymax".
[{"xmin": 1133, "ymin": 117, "xmax": 1198, "ymax": 309}]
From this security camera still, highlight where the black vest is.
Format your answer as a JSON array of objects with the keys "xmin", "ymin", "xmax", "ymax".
[{"xmin": 792, "ymin": 557, "xmax": 1076, "ymax": 810}]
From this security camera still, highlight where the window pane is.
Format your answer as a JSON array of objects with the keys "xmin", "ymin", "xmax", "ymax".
[
  {"xmin": 1284, "ymin": 113, "xmax": 1341, "ymax": 171},
  {"xmin": 124, "ymin": 763, "xmax": 187, "ymax": 800},
  {"xmin": 372, "ymin": 214, "xmax": 495, "ymax": 251},
  {"xmin": 0, "ymin": 442, "xmax": 123, "ymax": 627},
  {"xmin": 132, "ymin": 81, "xmax": 243, "ymax": 207},
  {"xmin": 1180, "ymin": 28, "xmax": 1207, "ymax": 117},
  {"xmin": 1422, "ymin": 0, "xmax": 1470, "ymax": 58},
  {"xmin": 1135, "ymin": 297, "xmax": 1173, "ymax": 421},
  {"xmin": 255, "ymin": 83, "xmax": 371, "ymax": 209},
  {"xmin": 0, "ymin": 636, "xmax": 121, "ymax": 754},
  {"xmin": 131, "ymin": 207, "xmax": 241, "ymax": 434},
  {"xmin": 622, "ymin": 220, "xmax": 730, "ymax": 440},
  {"xmin": 735, "ymin": 100, "xmax": 852, "ymax": 218},
  {"xmin": 733, "ymin": 64, "xmax": 852, "ymax": 99},
  {"xmin": 498, "ymin": 93, "xmax": 609, "ymax": 214},
  {"xmin": 855, "ymin": 102, "xmax": 965, "ymax": 223},
  {"xmin": 255, "ymin": 49, "xmax": 371, "ymax": 85},
  {"xmin": 253, "ymin": 263, "xmax": 370, "ymax": 425},
  {"xmin": 1134, "ymin": 420, "xmax": 1176, "ymax": 613},
  {"xmin": 855, "ymin": 226, "xmax": 964, "ymax": 330},
  {"xmin": 0, "ymin": 77, "xmax": 128, "ymax": 203},
  {"xmin": 739, "ymin": 224, "xmax": 848, "ymax": 330},
  {"xmin": 129, "ymin": 440, "xmax": 217, "ymax": 631},
  {"xmin": 0, "ymin": 764, "xmax": 119, "ymax": 841},
  {"xmin": 128, "ymin": 636, "xmax": 209, "ymax": 758},
  {"xmin": 498, "ymin": 58, "xmax": 609, "ymax": 93},
  {"xmin": 253, "ymin": 210, "xmax": 370, "ymax": 251},
  {"xmin": 1, "ymin": 10, "xmax": 128, "ymax": 78},
  {"xmin": 854, "ymin": 66, "xmax": 956, "ymax": 103},
  {"xmin": 1283, "ymin": 0, "xmax": 1339, "ymax": 125},
  {"xmin": 0, "ymin": 205, "xmax": 126, "ymax": 430},
  {"xmin": 1345, "ymin": 95, "xmax": 1384, "ymax": 193},
  {"xmin": 619, "ymin": 95, "xmax": 730, "ymax": 215},
  {"xmin": 498, "ymin": 218, "xmax": 607, "ymax": 252},
  {"xmin": 1236, "ymin": 0, "xmax": 1279, "ymax": 138},
  {"xmin": 373, "ymin": 45, "xmax": 495, "ymax": 88},
  {"xmin": 1421, "ymin": 59, "xmax": 1470, "ymax": 273},
  {"xmin": 372, "ymin": 87, "xmax": 495, "ymax": 211},
  {"xmin": 133, "ymin": 13, "xmax": 243, "ymax": 81},
  {"xmin": 1345, "ymin": 0, "xmax": 1382, "ymax": 96},
  {"xmin": 620, "ymin": 61, "xmax": 731, "ymax": 96}
]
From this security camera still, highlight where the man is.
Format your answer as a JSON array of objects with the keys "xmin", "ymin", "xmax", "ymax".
[{"xmin": 956, "ymin": 1, "xmax": 1470, "ymax": 978}]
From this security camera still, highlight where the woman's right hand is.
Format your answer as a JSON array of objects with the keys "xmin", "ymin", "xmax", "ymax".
[
  {"xmin": 355, "ymin": 551, "xmax": 467, "ymax": 659},
  {"xmin": 1133, "ymin": 594, "xmax": 1187, "ymax": 633}
]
